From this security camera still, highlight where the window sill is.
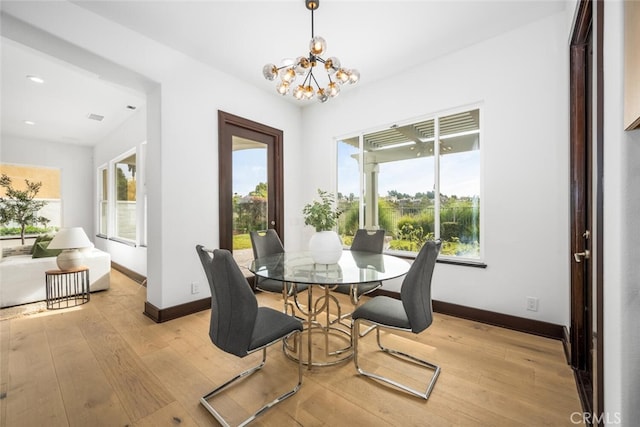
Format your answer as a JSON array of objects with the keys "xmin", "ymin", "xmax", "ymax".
[
  {"xmin": 436, "ymin": 258, "xmax": 487, "ymax": 268},
  {"xmin": 96, "ymin": 234, "xmax": 143, "ymax": 248},
  {"xmin": 384, "ymin": 250, "xmax": 487, "ymax": 268},
  {"xmin": 109, "ymin": 237, "xmax": 137, "ymax": 247}
]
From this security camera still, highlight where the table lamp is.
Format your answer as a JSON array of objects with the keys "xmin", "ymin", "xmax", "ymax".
[{"xmin": 47, "ymin": 227, "xmax": 92, "ymax": 270}]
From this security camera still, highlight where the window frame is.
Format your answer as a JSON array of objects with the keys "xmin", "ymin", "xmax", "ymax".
[
  {"xmin": 335, "ymin": 104, "xmax": 484, "ymax": 264},
  {"xmin": 96, "ymin": 142, "xmax": 147, "ymax": 247},
  {"xmin": 97, "ymin": 164, "xmax": 109, "ymax": 238}
]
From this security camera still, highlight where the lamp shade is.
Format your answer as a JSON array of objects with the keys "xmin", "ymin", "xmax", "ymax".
[
  {"xmin": 48, "ymin": 227, "xmax": 92, "ymax": 250},
  {"xmin": 48, "ymin": 228, "xmax": 92, "ymax": 271}
]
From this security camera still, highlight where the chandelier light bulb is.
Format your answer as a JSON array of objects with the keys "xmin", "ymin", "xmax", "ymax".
[
  {"xmin": 280, "ymin": 68, "xmax": 297, "ymax": 84},
  {"xmin": 317, "ymin": 88, "xmax": 329, "ymax": 103},
  {"xmin": 295, "ymin": 57, "xmax": 311, "ymax": 74},
  {"xmin": 263, "ymin": 64, "xmax": 278, "ymax": 81},
  {"xmin": 348, "ymin": 69, "xmax": 360, "ymax": 84},
  {"xmin": 276, "ymin": 81, "xmax": 290, "ymax": 95},
  {"xmin": 325, "ymin": 57, "xmax": 340, "ymax": 74},
  {"xmin": 262, "ymin": 0, "xmax": 358, "ymax": 103},
  {"xmin": 327, "ymin": 82, "xmax": 340, "ymax": 97},
  {"xmin": 335, "ymin": 68, "xmax": 351, "ymax": 84},
  {"xmin": 309, "ymin": 36, "xmax": 327, "ymax": 56},
  {"xmin": 303, "ymin": 85, "xmax": 315, "ymax": 99},
  {"xmin": 293, "ymin": 85, "xmax": 305, "ymax": 100}
]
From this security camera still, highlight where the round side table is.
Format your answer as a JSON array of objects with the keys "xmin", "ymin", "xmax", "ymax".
[{"xmin": 45, "ymin": 266, "xmax": 90, "ymax": 309}]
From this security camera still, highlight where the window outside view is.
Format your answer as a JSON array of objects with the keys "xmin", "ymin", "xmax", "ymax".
[
  {"xmin": 232, "ymin": 139, "xmax": 268, "ymax": 253},
  {"xmin": 0, "ymin": 164, "xmax": 61, "ymax": 244},
  {"xmin": 337, "ymin": 109, "xmax": 481, "ymax": 260},
  {"xmin": 114, "ymin": 153, "xmax": 137, "ymax": 241}
]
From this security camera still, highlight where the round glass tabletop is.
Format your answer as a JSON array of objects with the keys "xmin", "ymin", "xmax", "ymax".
[{"xmin": 249, "ymin": 250, "xmax": 410, "ymax": 286}]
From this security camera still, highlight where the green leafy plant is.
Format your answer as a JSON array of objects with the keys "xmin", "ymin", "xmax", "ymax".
[
  {"xmin": 302, "ymin": 189, "xmax": 342, "ymax": 232},
  {"xmin": 390, "ymin": 223, "xmax": 434, "ymax": 251},
  {"xmin": 0, "ymin": 174, "xmax": 51, "ymax": 244}
]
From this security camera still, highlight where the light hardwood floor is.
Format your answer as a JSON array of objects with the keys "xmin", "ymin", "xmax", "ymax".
[{"xmin": 0, "ymin": 269, "xmax": 584, "ymax": 426}]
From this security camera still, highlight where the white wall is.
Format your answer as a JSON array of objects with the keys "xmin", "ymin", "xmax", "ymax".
[
  {"xmin": 0, "ymin": 136, "xmax": 94, "ymax": 238},
  {"xmin": 300, "ymin": 11, "xmax": 572, "ymax": 326},
  {"xmin": 603, "ymin": 1, "xmax": 640, "ymax": 422},
  {"xmin": 140, "ymin": 52, "xmax": 303, "ymax": 309},
  {"xmin": 1, "ymin": 1, "xmax": 303, "ymax": 309}
]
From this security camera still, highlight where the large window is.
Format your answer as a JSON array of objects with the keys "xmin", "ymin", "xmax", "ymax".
[
  {"xmin": 97, "ymin": 145, "xmax": 145, "ymax": 246},
  {"xmin": 337, "ymin": 108, "xmax": 481, "ymax": 260},
  {"xmin": 0, "ymin": 163, "xmax": 61, "ymax": 238}
]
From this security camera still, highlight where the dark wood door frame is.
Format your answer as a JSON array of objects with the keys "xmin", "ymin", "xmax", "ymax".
[
  {"xmin": 569, "ymin": 0, "xmax": 604, "ymax": 421},
  {"xmin": 218, "ymin": 110, "xmax": 284, "ymax": 251},
  {"xmin": 570, "ymin": 0, "xmax": 592, "ymax": 374}
]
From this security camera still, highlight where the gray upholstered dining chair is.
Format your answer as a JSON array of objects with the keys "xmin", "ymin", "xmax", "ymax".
[
  {"xmin": 250, "ymin": 229, "xmax": 307, "ymax": 313},
  {"xmin": 351, "ymin": 239, "xmax": 442, "ymax": 399},
  {"xmin": 195, "ymin": 245, "xmax": 303, "ymax": 426},
  {"xmin": 334, "ymin": 229, "xmax": 386, "ymax": 303}
]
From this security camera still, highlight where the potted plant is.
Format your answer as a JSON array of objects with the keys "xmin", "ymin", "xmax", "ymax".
[{"xmin": 302, "ymin": 189, "xmax": 343, "ymax": 264}]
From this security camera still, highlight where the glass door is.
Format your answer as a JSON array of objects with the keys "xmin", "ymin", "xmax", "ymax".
[
  {"xmin": 218, "ymin": 111, "xmax": 283, "ymax": 278},
  {"xmin": 232, "ymin": 136, "xmax": 269, "ymax": 271}
]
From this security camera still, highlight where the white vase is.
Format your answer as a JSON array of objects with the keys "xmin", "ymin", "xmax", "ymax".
[{"xmin": 309, "ymin": 230, "xmax": 343, "ymax": 264}]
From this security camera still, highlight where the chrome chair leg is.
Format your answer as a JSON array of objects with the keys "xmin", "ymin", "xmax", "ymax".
[
  {"xmin": 200, "ymin": 330, "xmax": 303, "ymax": 426},
  {"xmin": 352, "ymin": 319, "xmax": 440, "ymax": 400},
  {"xmin": 334, "ymin": 284, "xmax": 382, "ymax": 335}
]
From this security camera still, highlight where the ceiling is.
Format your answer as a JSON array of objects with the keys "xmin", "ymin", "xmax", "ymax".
[
  {"xmin": 0, "ymin": 0, "xmax": 568, "ymax": 147},
  {"xmin": 1, "ymin": 37, "xmax": 146, "ymax": 146}
]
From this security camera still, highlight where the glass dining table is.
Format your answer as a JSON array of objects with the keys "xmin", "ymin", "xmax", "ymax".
[{"xmin": 249, "ymin": 250, "xmax": 411, "ymax": 368}]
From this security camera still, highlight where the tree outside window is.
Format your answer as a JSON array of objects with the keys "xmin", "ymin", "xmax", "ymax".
[{"xmin": 0, "ymin": 164, "xmax": 60, "ymax": 244}]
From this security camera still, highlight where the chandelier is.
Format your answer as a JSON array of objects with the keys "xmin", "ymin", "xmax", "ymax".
[{"xmin": 262, "ymin": 0, "xmax": 359, "ymax": 103}]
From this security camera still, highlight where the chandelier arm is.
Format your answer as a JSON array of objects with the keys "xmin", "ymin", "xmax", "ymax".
[
  {"xmin": 302, "ymin": 70, "xmax": 312, "ymax": 87},
  {"xmin": 309, "ymin": 71, "xmax": 321, "ymax": 89}
]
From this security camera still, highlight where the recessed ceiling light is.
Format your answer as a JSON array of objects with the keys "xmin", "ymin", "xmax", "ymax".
[
  {"xmin": 24, "ymin": 120, "xmax": 36, "ymax": 126},
  {"xmin": 26, "ymin": 75, "xmax": 44, "ymax": 84},
  {"xmin": 87, "ymin": 113, "xmax": 104, "ymax": 121}
]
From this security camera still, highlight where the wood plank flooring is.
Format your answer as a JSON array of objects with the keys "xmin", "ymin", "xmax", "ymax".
[{"xmin": 0, "ymin": 269, "xmax": 583, "ymax": 426}]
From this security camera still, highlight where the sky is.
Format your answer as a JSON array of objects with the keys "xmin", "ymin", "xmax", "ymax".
[
  {"xmin": 233, "ymin": 148, "xmax": 267, "ymax": 196},
  {"xmin": 337, "ymin": 141, "xmax": 480, "ymax": 199},
  {"xmin": 233, "ymin": 142, "xmax": 480, "ymax": 199}
]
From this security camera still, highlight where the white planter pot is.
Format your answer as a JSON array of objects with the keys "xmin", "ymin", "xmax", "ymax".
[{"xmin": 308, "ymin": 231, "xmax": 343, "ymax": 264}]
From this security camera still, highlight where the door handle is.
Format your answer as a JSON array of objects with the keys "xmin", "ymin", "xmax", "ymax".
[
  {"xmin": 574, "ymin": 250, "xmax": 590, "ymax": 263},
  {"xmin": 270, "ymin": 220, "xmax": 276, "ymax": 226}
]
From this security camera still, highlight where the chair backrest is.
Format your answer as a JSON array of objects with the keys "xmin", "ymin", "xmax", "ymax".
[
  {"xmin": 350, "ymin": 229, "xmax": 385, "ymax": 253},
  {"xmin": 400, "ymin": 240, "xmax": 441, "ymax": 334},
  {"xmin": 250, "ymin": 229, "xmax": 285, "ymax": 259},
  {"xmin": 196, "ymin": 245, "xmax": 258, "ymax": 357}
]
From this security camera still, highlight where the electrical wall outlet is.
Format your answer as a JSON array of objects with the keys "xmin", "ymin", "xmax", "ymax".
[
  {"xmin": 526, "ymin": 296, "xmax": 539, "ymax": 312},
  {"xmin": 191, "ymin": 282, "xmax": 200, "ymax": 294}
]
